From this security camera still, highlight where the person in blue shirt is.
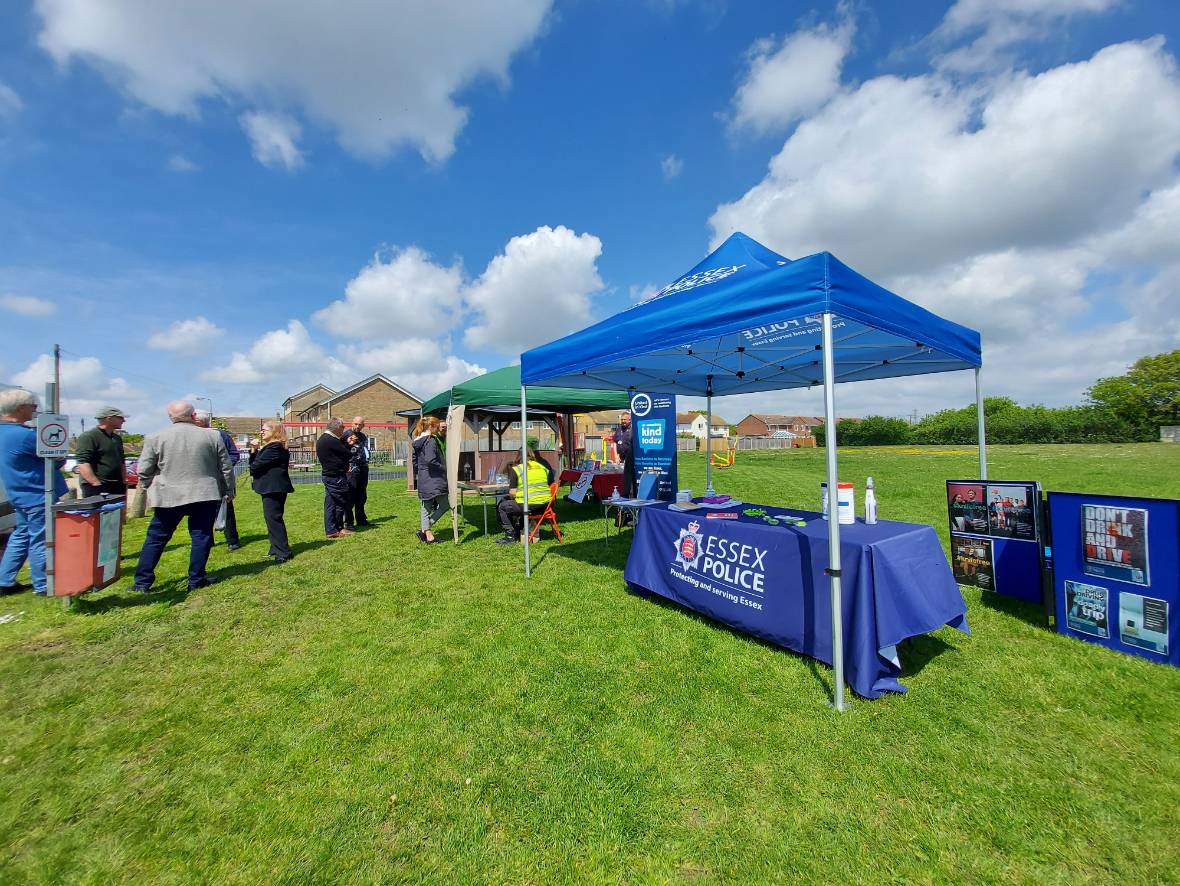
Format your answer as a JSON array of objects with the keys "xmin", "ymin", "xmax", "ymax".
[
  {"xmin": 195, "ymin": 411, "xmax": 242, "ymax": 551},
  {"xmin": 0, "ymin": 388, "xmax": 67, "ymax": 595}
]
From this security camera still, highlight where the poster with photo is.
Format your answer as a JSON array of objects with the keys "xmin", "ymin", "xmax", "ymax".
[
  {"xmin": 1064, "ymin": 580, "xmax": 1109, "ymax": 639},
  {"xmin": 986, "ymin": 483, "xmax": 1038, "ymax": 541},
  {"xmin": 951, "ymin": 534, "xmax": 996, "ymax": 591},
  {"xmin": 1119, "ymin": 593, "xmax": 1168, "ymax": 656},
  {"xmin": 947, "ymin": 483, "xmax": 989, "ymax": 534},
  {"xmin": 1082, "ymin": 504, "xmax": 1150, "ymax": 586}
]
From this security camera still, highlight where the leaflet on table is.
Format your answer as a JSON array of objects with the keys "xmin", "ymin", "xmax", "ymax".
[{"xmin": 697, "ymin": 500, "xmax": 743, "ymax": 509}]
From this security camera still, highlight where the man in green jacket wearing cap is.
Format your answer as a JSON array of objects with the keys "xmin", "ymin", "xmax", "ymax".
[{"xmin": 75, "ymin": 406, "xmax": 127, "ymax": 498}]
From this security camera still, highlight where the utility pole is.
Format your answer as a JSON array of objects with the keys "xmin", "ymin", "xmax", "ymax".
[{"xmin": 53, "ymin": 344, "xmax": 61, "ymax": 412}]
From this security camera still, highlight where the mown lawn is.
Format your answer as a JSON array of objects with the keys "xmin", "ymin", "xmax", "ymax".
[{"xmin": 1, "ymin": 444, "xmax": 1178, "ymax": 883}]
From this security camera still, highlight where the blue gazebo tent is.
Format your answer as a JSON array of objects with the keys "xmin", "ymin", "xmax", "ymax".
[{"xmin": 519, "ymin": 232, "xmax": 986, "ymax": 710}]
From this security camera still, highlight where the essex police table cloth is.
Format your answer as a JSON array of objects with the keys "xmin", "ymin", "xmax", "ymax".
[{"xmin": 624, "ymin": 503, "xmax": 969, "ymax": 698}]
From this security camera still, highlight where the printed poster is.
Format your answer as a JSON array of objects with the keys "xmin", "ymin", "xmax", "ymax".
[
  {"xmin": 1119, "ymin": 594, "xmax": 1168, "ymax": 656},
  {"xmin": 97, "ymin": 508, "xmax": 121, "ymax": 583},
  {"xmin": 1082, "ymin": 504, "xmax": 1149, "ymax": 586},
  {"xmin": 569, "ymin": 471, "xmax": 594, "ymax": 503},
  {"xmin": 986, "ymin": 483, "xmax": 1038, "ymax": 541},
  {"xmin": 951, "ymin": 533, "xmax": 996, "ymax": 592},
  {"xmin": 948, "ymin": 483, "xmax": 988, "ymax": 534},
  {"xmin": 1065, "ymin": 580, "xmax": 1109, "ymax": 639}
]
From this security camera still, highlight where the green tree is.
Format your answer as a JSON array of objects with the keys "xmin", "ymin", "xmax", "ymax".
[{"xmin": 1087, "ymin": 350, "xmax": 1180, "ymax": 440}]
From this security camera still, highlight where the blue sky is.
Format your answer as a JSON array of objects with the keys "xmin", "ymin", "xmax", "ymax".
[{"xmin": 1, "ymin": 0, "xmax": 1178, "ymax": 431}]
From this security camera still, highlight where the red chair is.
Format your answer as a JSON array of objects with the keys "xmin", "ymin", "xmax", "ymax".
[{"xmin": 527, "ymin": 482, "xmax": 564, "ymax": 544}]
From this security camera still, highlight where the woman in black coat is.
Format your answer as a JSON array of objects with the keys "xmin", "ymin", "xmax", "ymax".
[
  {"xmin": 412, "ymin": 415, "xmax": 449, "ymax": 544},
  {"xmin": 248, "ymin": 420, "xmax": 295, "ymax": 563}
]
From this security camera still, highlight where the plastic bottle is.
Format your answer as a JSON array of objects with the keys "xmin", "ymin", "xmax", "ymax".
[{"xmin": 865, "ymin": 476, "xmax": 878, "ymax": 524}]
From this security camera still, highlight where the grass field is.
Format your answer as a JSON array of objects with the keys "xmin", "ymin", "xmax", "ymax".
[{"xmin": 2, "ymin": 444, "xmax": 1179, "ymax": 883}]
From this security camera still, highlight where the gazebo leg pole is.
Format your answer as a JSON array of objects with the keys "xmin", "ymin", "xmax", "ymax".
[
  {"xmin": 822, "ymin": 312, "xmax": 847, "ymax": 712},
  {"xmin": 705, "ymin": 381, "xmax": 715, "ymax": 497},
  {"xmin": 521, "ymin": 385, "xmax": 531, "ymax": 577},
  {"xmin": 975, "ymin": 366, "xmax": 987, "ymax": 481}
]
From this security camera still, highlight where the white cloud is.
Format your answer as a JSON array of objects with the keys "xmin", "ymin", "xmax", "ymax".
[
  {"xmin": 147, "ymin": 316, "xmax": 225, "ymax": 355},
  {"xmin": 730, "ymin": 16, "xmax": 854, "ymax": 134},
  {"xmin": 34, "ymin": 0, "xmax": 552, "ymax": 164},
  {"xmin": 14, "ymin": 353, "xmax": 149, "ymax": 428},
  {"xmin": 0, "ymin": 293, "xmax": 55, "ymax": 316},
  {"xmin": 0, "ymin": 82, "xmax": 21, "ymax": 117},
  {"xmin": 704, "ymin": 33, "xmax": 1180, "ymax": 416},
  {"xmin": 465, "ymin": 225, "xmax": 604, "ymax": 356},
  {"xmin": 314, "ymin": 247, "xmax": 464, "ymax": 341},
  {"xmin": 629, "ymin": 282, "xmax": 660, "ymax": 304},
  {"xmin": 240, "ymin": 111, "xmax": 304, "ymax": 171},
  {"xmin": 661, "ymin": 154, "xmax": 684, "ymax": 180},
  {"xmin": 711, "ymin": 39, "xmax": 1180, "ymax": 279},
  {"xmin": 166, "ymin": 153, "xmax": 199, "ymax": 173},
  {"xmin": 934, "ymin": 0, "xmax": 1123, "ymax": 72},
  {"xmin": 343, "ymin": 338, "xmax": 485, "ymax": 398},
  {"xmin": 205, "ymin": 320, "xmax": 345, "ymax": 384}
]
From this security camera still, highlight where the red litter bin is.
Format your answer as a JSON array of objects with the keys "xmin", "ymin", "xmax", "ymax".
[{"xmin": 53, "ymin": 494, "xmax": 126, "ymax": 597}]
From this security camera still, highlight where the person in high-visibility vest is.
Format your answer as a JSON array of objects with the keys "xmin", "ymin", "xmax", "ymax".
[{"xmin": 496, "ymin": 447, "xmax": 555, "ymax": 544}]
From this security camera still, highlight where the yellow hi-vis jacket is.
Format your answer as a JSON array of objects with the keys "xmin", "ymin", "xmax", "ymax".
[{"xmin": 513, "ymin": 461, "xmax": 551, "ymax": 505}]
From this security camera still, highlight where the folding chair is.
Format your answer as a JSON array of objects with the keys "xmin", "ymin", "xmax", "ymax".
[{"xmin": 527, "ymin": 482, "xmax": 564, "ymax": 544}]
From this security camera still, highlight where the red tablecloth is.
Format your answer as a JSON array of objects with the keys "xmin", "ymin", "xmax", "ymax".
[{"xmin": 559, "ymin": 469, "xmax": 627, "ymax": 500}]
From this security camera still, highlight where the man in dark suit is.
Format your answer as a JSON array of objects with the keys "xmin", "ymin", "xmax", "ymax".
[{"xmin": 316, "ymin": 417, "xmax": 353, "ymax": 539}]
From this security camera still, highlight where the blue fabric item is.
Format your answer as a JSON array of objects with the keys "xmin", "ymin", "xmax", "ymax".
[
  {"xmin": 521, "ymin": 232, "xmax": 981, "ymax": 394},
  {"xmin": 0, "ymin": 422, "xmax": 67, "ymax": 508},
  {"xmin": 217, "ymin": 428, "xmax": 241, "ymax": 466},
  {"xmin": 624, "ymin": 503, "xmax": 970, "ymax": 699},
  {"xmin": 0, "ymin": 504, "xmax": 47, "ymax": 591}
]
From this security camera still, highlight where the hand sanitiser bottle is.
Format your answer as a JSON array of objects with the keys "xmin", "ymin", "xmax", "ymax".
[{"xmin": 865, "ymin": 476, "xmax": 878, "ymax": 524}]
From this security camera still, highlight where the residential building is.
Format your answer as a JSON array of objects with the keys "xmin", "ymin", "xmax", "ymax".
[
  {"xmin": 735, "ymin": 413, "xmax": 824, "ymax": 440},
  {"xmin": 286, "ymin": 375, "xmax": 423, "ymax": 449},
  {"xmin": 687, "ymin": 412, "xmax": 729, "ymax": 439}
]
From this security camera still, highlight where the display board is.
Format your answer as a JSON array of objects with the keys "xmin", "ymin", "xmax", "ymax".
[
  {"xmin": 630, "ymin": 392, "xmax": 678, "ymax": 501},
  {"xmin": 946, "ymin": 480, "xmax": 1043, "ymax": 603},
  {"xmin": 1047, "ymin": 492, "xmax": 1179, "ymax": 667}
]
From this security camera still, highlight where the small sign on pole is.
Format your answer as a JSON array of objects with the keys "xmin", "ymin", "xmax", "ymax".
[{"xmin": 37, "ymin": 413, "xmax": 70, "ymax": 457}]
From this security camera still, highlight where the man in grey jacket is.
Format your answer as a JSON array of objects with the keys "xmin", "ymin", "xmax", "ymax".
[{"xmin": 132, "ymin": 400, "xmax": 234, "ymax": 592}]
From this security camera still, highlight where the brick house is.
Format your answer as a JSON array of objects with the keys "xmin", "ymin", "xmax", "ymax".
[
  {"xmin": 287, "ymin": 375, "xmax": 423, "ymax": 449},
  {"xmin": 735, "ymin": 413, "xmax": 823, "ymax": 440}
]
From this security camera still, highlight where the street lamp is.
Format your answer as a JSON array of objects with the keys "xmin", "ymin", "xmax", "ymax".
[{"xmin": 194, "ymin": 396, "xmax": 213, "ymax": 417}]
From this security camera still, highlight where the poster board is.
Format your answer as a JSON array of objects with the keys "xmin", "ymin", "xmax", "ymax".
[
  {"xmin": 1047, "ymin": 491, "xmax": 1179, "ymax": 667},
  {"xmin": 630, "ymin": 392, "xmax": 678, "ymax": 502},
  {"xmin": 947, "ymin": 480, "xmax": 1043, "ymax": 603}
]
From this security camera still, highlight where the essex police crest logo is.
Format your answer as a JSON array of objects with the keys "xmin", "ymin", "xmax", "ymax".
[{"xmin": 673, "ymin": 520, "xmax": 704, "ymax": 570}]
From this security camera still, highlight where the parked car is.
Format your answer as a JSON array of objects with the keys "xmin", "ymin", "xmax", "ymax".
[
  {"xmin": 0, "ymin": 482, "xmax": 13, "ymax": 540},
  {"xmin": 124, "ymin": 458, "xmax": 139, "ymax": 487}
]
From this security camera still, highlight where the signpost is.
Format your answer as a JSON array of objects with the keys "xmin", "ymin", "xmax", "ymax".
[
  {"xmin": 38, "ymin": 385, "xmax": 66, "ymax": 598},
  {"xmin": 36, "ymin": 412, "xmax": 69, "ymax": 457}
]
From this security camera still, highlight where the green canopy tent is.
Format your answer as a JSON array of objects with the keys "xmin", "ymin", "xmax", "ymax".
[{"xmin": 419, "ymin": 365, "xmax": 631, "ymax": 543}]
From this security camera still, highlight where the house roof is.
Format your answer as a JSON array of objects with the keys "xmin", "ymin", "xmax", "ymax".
[
  {"xmin": 580, "ymin": 409, "xmax": 627, "ymax": 425},
  {"xmin": 318, "ymin": 374, "xmax": 423, "ymax": 408},
  {"xmin": 746, "ymin": 413, "xmax": 824, "ymax": 426},
  {"xmin": 220, "ymin": 416, "xmax": 269, "ymax": 435},
  {"xmin": 282, "ymin": 383, "xmax": 335, "ymax": 408}
]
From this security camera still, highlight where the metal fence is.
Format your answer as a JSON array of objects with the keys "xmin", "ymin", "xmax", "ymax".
[{"xmin": 734, "ymin": 437, "xmax": 804, "ymax": 451}]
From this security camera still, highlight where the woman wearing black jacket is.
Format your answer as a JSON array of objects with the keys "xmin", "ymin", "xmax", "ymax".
[
  {"xmin": 249, "ymin": 420, "xmax": 295, "ymax": 563},
  {"xmin": 412, "ymin": 415, "xmax": 449, "ymax": 544}
]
